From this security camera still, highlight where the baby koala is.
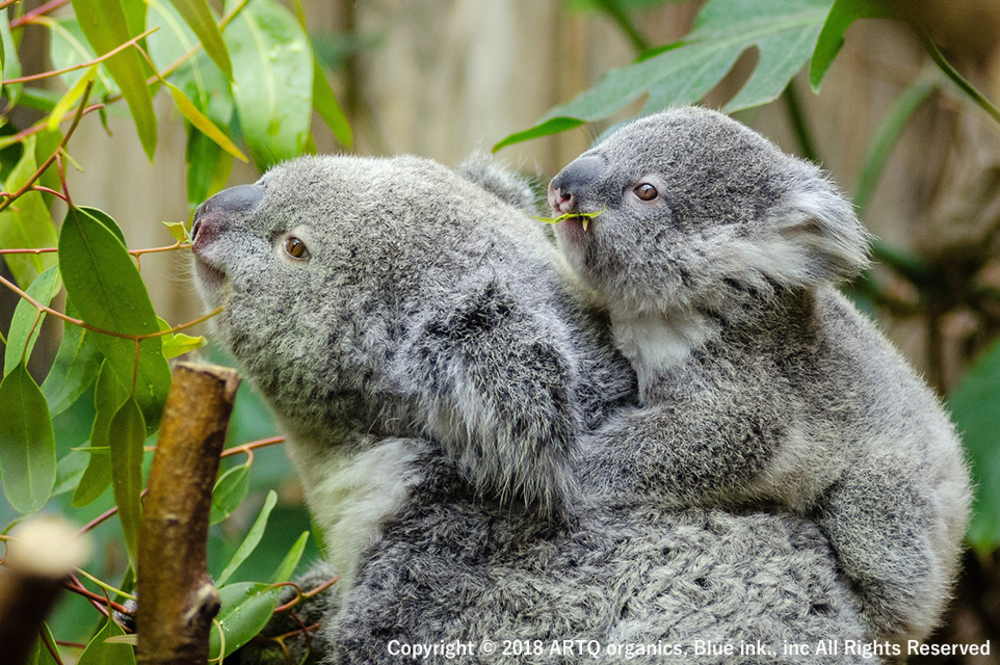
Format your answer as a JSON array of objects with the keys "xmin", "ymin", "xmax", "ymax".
[{"xmin": 547, "ymin": 106, "xmax": 971, "ymax": 645}]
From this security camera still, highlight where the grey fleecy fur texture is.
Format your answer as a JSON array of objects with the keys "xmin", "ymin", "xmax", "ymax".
[
  {"xmin": 547, "ymin": 106, "xmax": 972, "ymax": 645},
  {"xmin": 193, "ymin": 154, "xmax": 887, "ymax": 664}
]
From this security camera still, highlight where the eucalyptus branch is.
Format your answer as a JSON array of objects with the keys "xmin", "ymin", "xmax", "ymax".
[
  {"xmin": 9, "ymin": 0, "xmax": 71, "ymax": 29},
  {"xmin": 0, "ymin": 79, "xmax": 94, "ymax": 214},
  {"xmin": 1, "ymin": 28, "xmax": 158, "ymax": 85},
  {"xmin": 2, "ymin": 104, "xmax": 105, "ymax": 151}
]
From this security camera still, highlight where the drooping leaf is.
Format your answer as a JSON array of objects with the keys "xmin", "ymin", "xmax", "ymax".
[
  {"xmin": 209, "ymin": 582, "xmax": 282, "ymax": 660},
  {"xmin": 311, "ymin": 58, "xmax": 352, "ymax": 148},
  {"xmin": 167, "ymin": 0, "xmax": 233, "ymax": 78},
  {"xmin": 29, "ymin": 623, "xmax": 61, "ymax": 665},
  {"xmin": 71, "ymin": 0, "xmax": 158, "ymax": 160},
  {"xmin": 949, "ymin": 338, "xmax": 1000, "ymax": 553},
  {"xmin": 217, "ymin": 489, "xmax": 278, "ymax": 585},
  {"xmin": 47, "ymin": 65, "xmax": 98, "ymax": 131},
  {"xmin": 109, "ymin": 396, "xmax": 145, "ymax": 570},
  {"xmin": 41, "ymin": 298, "xmax": 104, "ymax": 417},
  {"xmin": 493, "ymin": 117, "xmax": 587, "ymax": 153},
  {"xmin": 0, "ymin": 363, "xmax": 56, "ymax": 513},
  {"xmin": 4, "ymin": 265, "xmax": 62, "ymax": 377},
  {"xmin": 58, "ymin": 206, "xmax": 171, "ymax": 433},
  {"xmin": 269, "ymin": 530, "xmax": 309, "ymax": 583},
  {"xmin": 810, "ymin": 0, "xmax": 898, "ymax": 92},
  {"xmin": 210, "ymin": 461, "xmax": 250, "ymax": 525},
  {"xmin": 51, "ymin": 449, "xmax": 90, "ymax": 498},
  {"xmin": 121, "ymin": 0, "xmax": 148, "ymax": 42},
  {"xmin": 165, "ymin": 79, "xmax": 247, "ymax": 161},
  {"xmin": 496, "ymin": 0, "xmax": 834, "ymax": 149},
  {"xmin": 224, "ymin": 0, "xmax": 312, "ymax": 170},
  {"xmin": 32, "ymin": 129, "xmax": 64, "ymax": 200},
  {"xmin": 76, "ymin": 616, "xmax": 135, "ymax": 665},
  {"xmin": 156, "ymin": 315, "xmax": 206, "ymax": 359},
  {"xmin": 72, "ymin": 362, "xmax": 128, "ymax": 507},
  {"xmin": 0, "ymin": 136, "xmax": 59, "ymax": 288},
  {"xmin": 185, "ymin": 126, "xmax": 235, "ymax": 211}
]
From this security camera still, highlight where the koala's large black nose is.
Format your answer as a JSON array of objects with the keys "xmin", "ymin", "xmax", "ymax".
[
  {"xmin": 548, "ymin": 155, "xmax": 605, "ymax": 214},
  {"xmin": 191, "ymin": 184, "xmax": 264, "ymax": 242}
]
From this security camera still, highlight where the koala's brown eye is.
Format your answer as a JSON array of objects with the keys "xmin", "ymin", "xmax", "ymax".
[
  {"xmin": 285, "ymin": 236, "xmax": 310, "ymax": 260},
  {"xmin": 635, "ymin": 183, "xmax": 658, "ymax": 201}
]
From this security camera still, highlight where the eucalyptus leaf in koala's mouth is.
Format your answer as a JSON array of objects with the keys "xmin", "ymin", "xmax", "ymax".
[{"xmin": 527, "ymin": 209, "xmax": 604, "ymax": 231}]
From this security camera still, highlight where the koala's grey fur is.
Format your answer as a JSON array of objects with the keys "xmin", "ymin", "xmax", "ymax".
[
  {"xmin": 547, "ymin": 106, "xmax": 972, "ymax": 645},
  {"xmin": 194, "ymin": 154, "xmax": 893, "ymax": 664}
]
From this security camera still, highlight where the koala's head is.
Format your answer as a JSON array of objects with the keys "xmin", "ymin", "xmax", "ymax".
[{"xmin": 548, "ymin": 107, "xmax": 870, "ymax": 317}]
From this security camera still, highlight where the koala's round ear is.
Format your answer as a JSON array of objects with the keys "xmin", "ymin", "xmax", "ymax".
[{"xmin": 768, "ymin": 175, "xmax": 872, "ymax": 287}]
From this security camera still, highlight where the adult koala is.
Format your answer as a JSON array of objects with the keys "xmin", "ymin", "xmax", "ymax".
[{"xmin": 192, "ymin": 154, "xmax": 878, "ymax": 664}]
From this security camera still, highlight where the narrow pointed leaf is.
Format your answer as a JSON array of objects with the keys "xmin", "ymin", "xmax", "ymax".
[
  {"xmin": 493, "ymin": 117, "xmax": 587, "ymax": 152},
  {"xmin": 217, "ymin": 489, "xmax": 278, "ymax": 585},
  {"xmin": 47, "ymin": 65, "xmax": 98, "ymax": 131},
  {"xmin": 165, "ymin": 79, "xmax": 247, "ymax": 161},
  {"xmin": 0, "ymin": 363, "xmax": 56, "ymax": 513},
  {"xmin": 167, "ymin": 0, "xmax": 233, "ymax": 78},
  {"xmin": 1, "ymin": 11, "xmax": 22, "ymax": 107},
  {"xmin": 210, "ymin": 462, "xmax": 250, "ymax": 525},
  {"xmin": 269, "ymin": 531, "xmax": 309, "ymax": 583},
  {"xmin": 311, "ymin": 59, "xmax": 351, "ymax": 147},
  {"xmin": 109, "ymin": 396, "xmax": 145, "ymax": 571},
  {"xmin": 4, "ymin": 266, "xmax": 62, "ymax": 377},
  {"xmin": 209, "ymin": 582, "xmax": 282, "ymax": 659},
  {"xmin": 71, "ymin": 0, "xmax": 158, "ymax": 160},
  {"xmin": 58, "ymin": 206, "xmax": 171, "ymax": 433},
  {"xmin": 30, "ymin": 623, "xmax": 61, "ymax": 665},
  {"xmin": 0, "ymin": 136, "xmax": 59, "ymax": 288},
  {"xmin": 224, "ymin": 0, "xmax": 312, "ymax": 169},
  {"xmin": 52, "ymin": 449, "xmax": 90, "ymax": 498},
  {"xmin": 42, "ymin": 16, "xmax": 118, "ymax": 96},
  {"xmin": 72, "ymin": 362, "xmax": 128, "ymax": 507}
]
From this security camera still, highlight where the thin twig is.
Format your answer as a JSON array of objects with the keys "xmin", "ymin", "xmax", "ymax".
[
  {"xmin": 1, "ymin": 28, "xmax": 158, "ymax": 85},
  {"xmin": 915, "ymin": 25, "xmax": 1000, "ymax": 126},
  {"xmin": 9, "ymin": 0, "xmax": 71, "ymax": 29}
]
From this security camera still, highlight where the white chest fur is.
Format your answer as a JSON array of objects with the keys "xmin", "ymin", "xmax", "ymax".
[
  {"xmin": 284, "ymin": 436, "xmax": 425, "ymax": 591},
  {"xmin": 612, "ymin": 310, "xmax": 712, "ymax": 394}
]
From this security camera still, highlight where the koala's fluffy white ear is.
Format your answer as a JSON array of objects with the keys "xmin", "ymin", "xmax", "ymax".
[{"xmin": 765, "ymin": 178, "xmax": 871, "ymax": 288}]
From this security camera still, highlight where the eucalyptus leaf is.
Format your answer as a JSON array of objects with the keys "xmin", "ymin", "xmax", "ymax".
[
  {"xmin": 58, "ymin": 205, "xmax": 171, "ymax": 433},
  {"xmin": 4, "ymin": 265, "xmax": 62, "ymax": 377},
  {"xmin": 810, "ymin": 0, "xmax": 897, "ymax": 92},
  {"xmin": 269, "ymin": 530, "xmax": 309, "ymax": 583},
  {"xmin": 71, "ymin": 0, "xmax": 157, "ymax": 160},
  {"xmin": 0, "ymin": 363, "xmax": 56, "ymax": 513},
  {"xmin": 210, "ymin": 461, "xmax": 251, "ymax": 525},
  {"xmin": 167, "ymin": 0, "xmax": 233, "ymax": 78},
  {"xmin": 0, "ymin": 135, "xmax": 59, "ymax": 289},
  {"xmin": 209, "ymin": 582, "xmax": 282, "ymax": 659},
  {"xmin": 217, "ymin": 489, "xmax": 278, "ymax": 585},
  {"xmin": 72, "ymin": 361, "xmax": 128, "ymax": 507},
  {"xmin": 76, "ymin": 616, "xmax": 135, "ymax": 665},
  {"xmin": 224, "ymin": 0, "xmax": 312, "ymax": 170},
  {"xmin": 1, "ymin": 11, "xmax": 22, "ymax": 107},
  {"xmin": 43, "ymin": 16, "xmax": 118, "ymax": 96},
  {"xmin": 109, "ymin": 396, "xmax": 145, "ymax": 571},
  {"xmin": 41, "ymin": 298, "xmax": 104, "ymax": 417}
]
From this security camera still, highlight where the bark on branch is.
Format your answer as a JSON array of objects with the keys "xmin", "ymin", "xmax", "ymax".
[{"xmin": 137, "ymin": 362, "xmax": 241, "ymax": 665}]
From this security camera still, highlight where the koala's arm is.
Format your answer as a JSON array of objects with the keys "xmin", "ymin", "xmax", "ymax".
[
  {"xmin": 402, "ymin": 283, "xmax": 583, "ymax": 514},
  {"xmin": 581, "ymin": 367, "xmax": 782, "ymax": 505}
]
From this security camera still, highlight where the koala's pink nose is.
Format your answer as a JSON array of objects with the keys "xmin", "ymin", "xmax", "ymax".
[
  {"xmin": 548, "ymin": 182, "xmax": 575, "ymax": 215},
  {"xmin": 191, "ymin": 184, "xmax": 264, "ymax": 244},
  {"xmin": 548, "ymin": 155, "xmax": 606, "ymax": 215}
]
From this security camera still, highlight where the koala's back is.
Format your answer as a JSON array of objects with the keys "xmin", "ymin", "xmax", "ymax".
[{"xmin": 326, "ymin": 452, "xmax": 869, "ymax": 665}]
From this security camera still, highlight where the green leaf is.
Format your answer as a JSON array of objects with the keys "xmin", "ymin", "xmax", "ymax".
[
  {"xmin": 163, "ymin": 220, "xmax": 188, "ymax": 242},
  {"xmin": 121, "ymin": 0, "xmax": 148, "ymax": 41},
  {"xmin": 156, "ymin": 316, "xmax": 206, "ymax": 359},
  {"xmin": 224, "ymin": 0, "xmax": 313, "ymax": 170},
  {"xmin": 41, "ymin": 298, "xmax": 104, "ymax": 417},
  {"xmin": 42, "ymin": 16, "xmax": 119, "ymax": 97},
  {"xmin": 0, "ymin": 363, "xmax": 56, "ymax": 513},
  {"xmin": 72, "ymin": 361, "xmax": 128, "ymax": 507},
  {"xmin": 810, "ymin": 0, "xmax": 897, "ymax": 92},
  {"xmin": 209, "ymin": 582, "xmax": 282, "ymax": 660},
  {"xmin": 4, "ymin": 265, "xmax": 62, "ymax": 377},
  {"xmin": 47, "ymin": 65, "xmax": 98, "ymax": 131},
  {"xmin": 109, "ymin": 396, "xmax": 145, "ymax": 571},
  {"xmin": 269, "ymin": 530, "xmax": 309, "ymax": 583},
  {"xmin": 1, "ymin": 10, "xmax": 22, "ymax": 107},
  {"xmin": 165, "ymin": 79, "xmax": 248, "ymax": 161},
  {"xmin": 311, "ymin": 58, "xmax": 352, "ymax": 148},
  {"xmin": 71, "ymin": 0, "xmax": 158, "ymax": 160},
  {"xmin": 185, "ymin": 126, "xmax": 235, "ymax": 211},
  {"xmin": 167, "ymin": 0, "xmax": 233, "ymax": 79},
  {"xmin": 492, "ymin": 117, "xmax": 587, "ymax": 153},
  {"xmin": 51, "ymin": 449, "xmax": 90, "ymax": 498},
  {"xmin": 58, "ymin": 206, "xmax": 171, "ymax": 433},
  {"xmin": 217, "ymin": 489, "xmax": 278, "ymax": 585},
  {"xmin": 497, "ymin": 0, "xmax": 834, "ymax": 148},
  {"xmin": 77, "ymin": 616, "xmax": 135, "ymax": 665},
  {"xmin": 949, "ymin": 338, "xmax": 1000, "ymax": 553},
  {"xmin": 33, "ymin": 129, "xmax": 65, "ymax": 200},
  {"xmin": 29, "ymin": 623, "xmax": 61, "ymax": 665},
  {"xmin": 0, "ymin": 135, "xmax": 59, "ymax": 289},
  {"xmin": 210, "ymin": 462, "xmax": 250, "ymax": 525}
]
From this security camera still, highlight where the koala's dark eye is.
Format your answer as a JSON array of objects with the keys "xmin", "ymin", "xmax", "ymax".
[
  {"xmin": 284, "ymin": 236, "xmax": 310, "ymax": 260},
  {"xmin": 635, "ymin": 183, "xmax": 658, "ymax": 201}
]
